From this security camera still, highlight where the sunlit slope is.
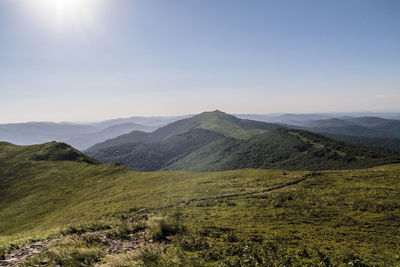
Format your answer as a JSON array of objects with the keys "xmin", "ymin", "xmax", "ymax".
[
  {"xmin": 0, "ymin": 141, "xmax": 302, "ymax": 235},
  {"xmin": 1, "ymin": 142, "xmax": 400, "ymax": 265}
]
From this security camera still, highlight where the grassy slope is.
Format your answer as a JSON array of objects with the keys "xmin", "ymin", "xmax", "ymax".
[{"xmin": 1, "ymin": 142, "xmax": 400, "ymax": 265}]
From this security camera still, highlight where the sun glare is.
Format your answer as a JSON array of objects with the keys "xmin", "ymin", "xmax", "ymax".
[
  {"xmin": 25, "ymin": 0, "xmax": 104, "ymax": 30},
  {"xmin": 53, "ymin": 0, "xmax": 86, "ymax": 13}
]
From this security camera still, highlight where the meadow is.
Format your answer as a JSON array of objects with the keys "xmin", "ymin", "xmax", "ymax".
[{"xmin": 1, "ymin": 142, "xmax": 400, "ymax": 265}]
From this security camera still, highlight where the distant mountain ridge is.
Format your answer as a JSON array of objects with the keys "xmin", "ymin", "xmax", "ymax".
[
  {"xmin": 86, "ymin": 111, "xmax": 400, "ymax": 171},
  {"xmin": 2, "ymin": 112, "xmax": 400, "ymax": 152},
  {"xmin": 0, "ymin": 116, "xmax": 184, "ymax": 150},
  {"xmin": 303, "ymin": 117, "xmax": 400, "ymax": 137}
]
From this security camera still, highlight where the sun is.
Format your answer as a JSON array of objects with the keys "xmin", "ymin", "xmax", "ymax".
[
  {"xmin": 25, "ymin": 0, "xmax": 104, "ymax": 30},
  {"xmin": 53, "ymin": 0, "xmax": 87, "ymax": 14}
]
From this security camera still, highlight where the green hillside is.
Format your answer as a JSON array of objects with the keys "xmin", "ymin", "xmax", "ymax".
[
  {"xmin": 85, "ymin": 110, "xmax": 280, "ymax": 152},
  {"xmin": 1, "ymin": 142, "xmax": 400, "ymax": 266},
  {"xmin": 324, "ymin": 133, "xmax": 400, "ymax": 153},
  {"xmin": 86, "ymin": 111, "xmax": 400, "ymax": 171},
  {"xmin": 168, "ymin": 129, "xmax": 400, "ymax": 171}
]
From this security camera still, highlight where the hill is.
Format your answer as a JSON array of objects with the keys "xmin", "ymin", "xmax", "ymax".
[
  {"xmin": 86, "ymin": 111, "xmax": 400, "ymax": 171},
  {"xmin": 1, "ymin": 142, "xmax": 400, "ymax": 266}
]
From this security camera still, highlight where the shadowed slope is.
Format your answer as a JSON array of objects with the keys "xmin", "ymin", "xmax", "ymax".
[{"xmin": 86, "ymin": 112, "xmax": 400, "ymax": 171}]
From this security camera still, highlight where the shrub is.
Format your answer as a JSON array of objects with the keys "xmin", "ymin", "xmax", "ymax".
[
  {"xmin": 151, "ymin": 209, "xmax": 186, "ymax": 241},
  {"xmin": 179, "ymin": 234, "xmax": 209, "ymax": 252},
  {"xmin": 226, "ymin": 231, "xmax": 239, "ymax": 242},
  {"xmin": 0, "ymin": 248, "xmax": 6, "ymax": 260},
  {"xmin": 106, "ymin": 222, "xmax": 147, "ymax": 240},
  {"xmin": 62, "ymin": 222, "xmax": 111, "ymax": 235},
  {"xmin": 151, "ymin": 218, "xmax": 186, "ymax": 241},
  {"xmin": 137, "ymin": 246, "xmax": 162, "ymax": 266}
]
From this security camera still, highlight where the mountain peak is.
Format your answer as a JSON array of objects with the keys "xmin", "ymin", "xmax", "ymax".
[
  {"xmin": 192, "ymin": 110, "xmax": 235, "ymax": 121},
  {"xmin": 33, "ymin": 142, "xmax": 98, "ymax": 164}
]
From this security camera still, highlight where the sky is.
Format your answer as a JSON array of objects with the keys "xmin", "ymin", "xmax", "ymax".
[{"xmin": 0, "ymin": 0, "xmax": 399, "ymax": 123}]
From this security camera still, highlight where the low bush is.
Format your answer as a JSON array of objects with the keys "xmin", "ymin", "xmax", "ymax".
[
  {"xmin": 151, "ymin": 209, "xmax": 186, "ymax": 241},
  {"xmin": 106, "ymin": 222, "xmax": 146, "ymax": 240},
  {"xmin": 179, "ymin": 233, "xmax": 209, "ymax": 252},
  {"xmin": 62, "ymin": 222, "xmax": 111, "ymax": 235}
]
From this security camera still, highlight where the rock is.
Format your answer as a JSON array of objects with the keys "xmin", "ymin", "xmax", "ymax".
[{"xmin": 40, "ymin": 257, "xmax": 49, "ymax": 264}]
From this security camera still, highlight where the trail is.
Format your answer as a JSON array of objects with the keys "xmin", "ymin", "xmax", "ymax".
[
  {"xmin": 174, "ymin": 173, "xmax": 318, "ymax": 206},
  {"xmin": 0, "ymin": 240, "xmax": 54, "ymax": 267},
  {"xmin": 0, "ymin": 173, "xmax": 318, "ymax": 266},
  {"xmin": 0, "ymin": 226, "xmax": 149, "ymax": 266}
]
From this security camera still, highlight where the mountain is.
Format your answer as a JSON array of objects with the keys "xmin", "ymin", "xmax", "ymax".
[
  {"xmin": 324, "ymin": 134, "xmax": 400, "ymax": 152},
  {"xmin": 86, "ymin": 111, "xmax": 400, "ymax": 171},
  {"xmin": 0, "ymin": 122, "xmax": 96, "ymax": 144},
  {"xmin": 236, "ymin": 112, "xmax": 400, "ymax": 126},
  {"xmin": 1, "ymin": 141, "xmax": 400, "ymax": 266},
  {"xmin": 301, "ymin": 116, "xmax": 400, "ymax": 138},
  {"xmin": 236, "ymin": 113, "xmax": 335, "ymax": 126},
  {"xmin": 86, "ymin": 110, "xmax": 280, "ymax": 152},
  {"xmin": 62, "ymin": 122, "xmax": 154, "ymax": 149},
  {"xmin": 0, "ymin": 115, "xmax": 191, "ymax": 150},
  {"xmin": 0, "ymin": 121, "xmax": 155, "ymax": 150},
  {"xmin": 92, "ymin": 115, "xmax": 190, "ymax": 129}
]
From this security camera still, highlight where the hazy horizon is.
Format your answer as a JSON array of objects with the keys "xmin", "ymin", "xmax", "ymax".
[
  {"xmin": 1, "ymin": 0, "xmax": 399, "ymax": 123},
  {"xmin": 1, "ymin": 109, "xmax": 400, "ymax": 125}
]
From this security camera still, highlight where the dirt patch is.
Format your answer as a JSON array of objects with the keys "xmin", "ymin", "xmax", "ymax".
[
  {"xmin": 0, "ymin": 239, "xmax": 58, "ymax": 267},
  {"xmin": 1, "ymin": 218, "xmax": 150, "ymax": 266}
]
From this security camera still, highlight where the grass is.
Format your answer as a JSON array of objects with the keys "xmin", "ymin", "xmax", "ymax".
[
  {"xmin": 1, "ymin": 142, "xmax": 400, "ymax": 265},
  {"xmin": 176, "ymin": 165, "xmax": 400, "ymax": 265},
  {"xmin": 23, "ymin": 235, "xmax": 105, "ymax": 266}
]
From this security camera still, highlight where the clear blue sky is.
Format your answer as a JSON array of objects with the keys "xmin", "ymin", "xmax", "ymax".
[{"xmin": 1, "ymin": 0, "xmax": 399, "ymax": 122}]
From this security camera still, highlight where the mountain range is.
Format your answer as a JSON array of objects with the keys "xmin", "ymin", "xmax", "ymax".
[
  {"xmin": 85, "ymin": 110, "xmax": 400, "ymax": 171},
  {"xmin": 0, "ymin": 115, "xmax": 188, "ymax": 150},
  {"xmin": 2, "ymin": 112, "xmax": 400, "ymax": 153}
]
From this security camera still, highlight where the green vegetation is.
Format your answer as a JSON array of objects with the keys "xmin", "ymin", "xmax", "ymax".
[
  {"xmin": 325, "ymin": 133, "xmax": 400, "ymax": 153},
  {"xmin": 303, "ymin": 116, "xmax": 400, "ymax": 138},
  {"xmin": 1, "ymin": 141, "xmax": 400, "ymax": 265},
  {"xmin": 23, "ymin": 236, "xmax": 105, "ymax": 266},
  {"xmin": 86, "ymin": 111, "xmax": 400, "ymax": 171},
  {"xmin": 85, "ymin": 110, "xmax": 279, "ymax": 153}
]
